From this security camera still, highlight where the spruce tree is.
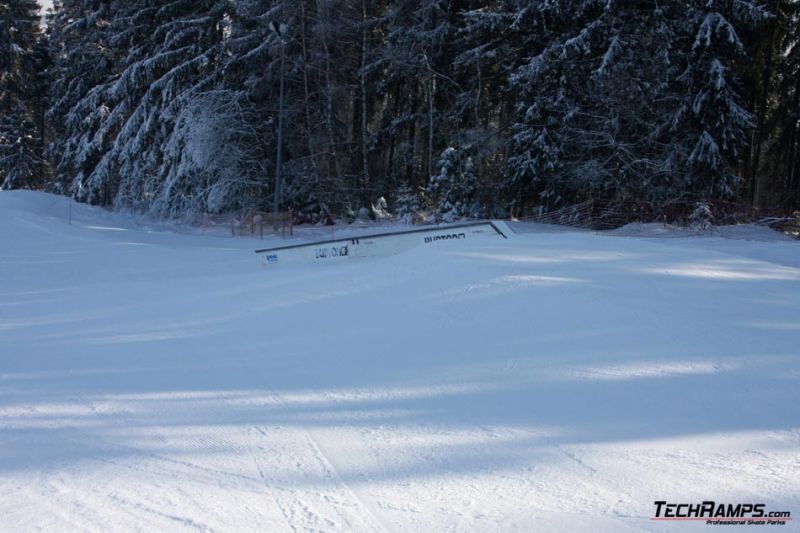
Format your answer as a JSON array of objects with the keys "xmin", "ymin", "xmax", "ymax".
[
  {"xmin": 506, "ymin": 0, "xmax": 767, "ymax": 214},
  {"xmin": 47, "ymin": 0, "xmax": 122, "ymax": 197},
  {"xmin": 0, "ymin": 0, "xmax": 45, "ymax": 189}
]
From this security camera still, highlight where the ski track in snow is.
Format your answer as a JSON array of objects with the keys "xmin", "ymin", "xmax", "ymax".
[{"xmin": 0, "ymin": 191, "xmax": 799, "ymax": 532}]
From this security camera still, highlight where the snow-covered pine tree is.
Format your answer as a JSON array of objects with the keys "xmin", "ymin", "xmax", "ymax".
[
  {"xmin": 677, "ymin": 0, "xmax": 769, "ymax": 200},
  {"xmin": 506, "ymin": 0, "xmax": 596, "ymax": 213},
  {"xmin": 427, "ymin": 146, "xmax": 480, "ymax": 220},
  {"xmin": 49, "ymin": 0, "xmax": 242, "ymax": 217},
  {"xmin": 0, "ymin": 0, "xmax": 46, "ymax": 189},
  {"xmin": 506, "ymin": 0, "xmax": 767, "ymax": 215},
  {"xmin": 452, "ymin": 2, "xmax": 557, "ymax": 213},
  {"xmin": 47, "ymin": 0, "xmax": 126, "ymax": 197},
  {"xmin": 689, "ymin": 200, "xmax": 713, "ymax": 231},
  {"xmin": 393, "ymin": 181, "xmax": 423, "ymax": 223},
  {"xmin": 106, "ymin": 0, "xmax": 235, "ymax": 217}
]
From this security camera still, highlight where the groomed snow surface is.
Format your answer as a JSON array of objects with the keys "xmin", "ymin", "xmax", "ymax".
[{"xmin": 1, "ymin": 191, "xmax": 799, "ymax": 532}]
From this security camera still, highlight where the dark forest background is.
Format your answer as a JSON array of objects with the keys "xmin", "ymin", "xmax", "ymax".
[{"xmin": 2, "ymin": 1, "xmax": 799, "ymax": 225}]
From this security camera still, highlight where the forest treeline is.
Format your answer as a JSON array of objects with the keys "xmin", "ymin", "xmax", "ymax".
[{"xmin": 1, "ymin": 1, "xmax": 799, "ymax": 223}]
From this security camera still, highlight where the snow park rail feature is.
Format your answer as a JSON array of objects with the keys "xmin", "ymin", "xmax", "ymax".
[{"xmin": 254, "ymin": 221, "xmax": 508, "ymax": 265}]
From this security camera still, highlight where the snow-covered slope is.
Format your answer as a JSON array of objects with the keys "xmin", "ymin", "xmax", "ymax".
[{"xmin": 1, "ymin": 191, "xmax": 798, "ymax": 532}]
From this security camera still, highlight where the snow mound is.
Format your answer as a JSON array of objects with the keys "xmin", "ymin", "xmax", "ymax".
[{"xmin": 611, "ymin": 221, "xmax": 793, "ymax": 242}]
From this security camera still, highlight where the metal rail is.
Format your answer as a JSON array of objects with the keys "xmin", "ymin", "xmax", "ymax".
[{"xmin": 255, "ymin": 221, "xmax": 507, "ymax": 254}]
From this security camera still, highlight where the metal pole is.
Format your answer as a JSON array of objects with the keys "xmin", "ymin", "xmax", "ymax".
[
  {"xmin": 273, "ymin": 37, "xmax": 286, "ymax": 231},
  {"xmin": 70, "ymin": 181, "xmax": 83, "ymax": 226}
]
